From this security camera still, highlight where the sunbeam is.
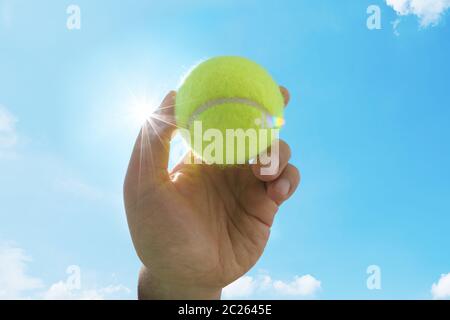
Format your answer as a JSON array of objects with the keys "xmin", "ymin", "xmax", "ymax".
[{"xmin": 128, "ymin": 92, "xmax": 159, "ymax": 127}]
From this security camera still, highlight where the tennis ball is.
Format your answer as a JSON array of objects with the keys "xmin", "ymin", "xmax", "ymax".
[{"xmin": 175, "ymin": 56, "xmax": 285, "ymax": 165}]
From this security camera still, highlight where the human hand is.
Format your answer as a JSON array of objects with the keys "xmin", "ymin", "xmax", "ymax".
[{"xmin": 124, "ymin": 88, "xmax": 300, "ymax": 299}]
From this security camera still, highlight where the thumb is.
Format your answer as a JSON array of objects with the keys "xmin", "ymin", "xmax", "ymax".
[{"xmin": 125, "ymin": 91, "xmax": 177, "ymax": 191}]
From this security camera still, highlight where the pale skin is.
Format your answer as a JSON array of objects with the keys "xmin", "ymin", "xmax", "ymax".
[{"xmin": 124, "ymin": 87, "xmax": 300, "ymax": 300}]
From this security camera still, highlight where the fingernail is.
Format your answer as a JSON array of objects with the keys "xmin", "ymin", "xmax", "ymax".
[{"xmin": 275, "ymin": 179, "xmax": 290, "ymax": 196}]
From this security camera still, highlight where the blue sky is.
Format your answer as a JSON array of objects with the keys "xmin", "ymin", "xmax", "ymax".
[{"xmin": 1, "ymin": 0, "xmax": 450, "ymax": 299}]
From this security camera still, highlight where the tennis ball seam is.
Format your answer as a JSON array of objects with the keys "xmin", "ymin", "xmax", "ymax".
[{"xmin": 187, "ymin": 97, "xmax": 282, "ymax": 129}]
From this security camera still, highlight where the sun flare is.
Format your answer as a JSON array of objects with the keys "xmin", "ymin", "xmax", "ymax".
[{"xmin": 128, "ymin": 93, "xmax": 159, "ymax": 127}]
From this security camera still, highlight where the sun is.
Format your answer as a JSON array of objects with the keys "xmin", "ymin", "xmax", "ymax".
[{"xmin": 128, "ymin": 92, "xmax": 159, "ymax": 127}]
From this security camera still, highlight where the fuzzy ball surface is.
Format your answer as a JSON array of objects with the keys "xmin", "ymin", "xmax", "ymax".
[{"xmin": 176, "ymin": 56, "xmax": 285, "ymax": 165}]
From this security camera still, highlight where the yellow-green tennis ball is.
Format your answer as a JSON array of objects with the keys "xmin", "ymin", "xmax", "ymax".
[{"xmin": 176, "ymin": 56, "xmax": 285, "ymax": 165}]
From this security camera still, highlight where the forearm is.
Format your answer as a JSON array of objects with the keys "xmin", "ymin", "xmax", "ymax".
[{"xmin": 138, "ymin": 266, "xmax": 222, "ymax": 300}]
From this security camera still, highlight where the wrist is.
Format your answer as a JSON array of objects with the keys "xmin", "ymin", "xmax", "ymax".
[{"xmin": 138, "ymin": 266, "xmax": 222, "ymax": 300}]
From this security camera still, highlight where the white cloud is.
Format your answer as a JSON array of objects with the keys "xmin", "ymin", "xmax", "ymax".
[
  {"xmin": 273, "ymin": 275, "xmax": 322, "ymax": 297},
  {"xmin": 0, "ymin": 243, "xmax": 131, "ymax": 300},
  {"xmin": 42, "ymin": 281, "xmax": 131, "ymax": 300},
  {"xmin": 0, "ymin": 243, "xmax": 43, "ymax": 299},
  {"xmin": 0, "ymin": 105, "xmax": 18, "ymax": 150},
  {"xmin": 223, "ymin": 272, "xmax": 321, "ymax": 299},
  {"xmin": 386, "ymin": 0, "xmax": 450, "ymax": 26},
  {"xmin": 431, "ymin": 273, "xmax": 450, "ymax": 299},
  {"xmin": 222, "ymin": 276, "xmax": 257, "ymax": 298}
]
